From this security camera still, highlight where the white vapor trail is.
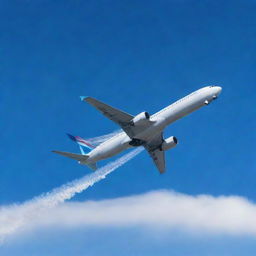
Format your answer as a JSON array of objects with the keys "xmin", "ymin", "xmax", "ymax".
[
  {"xmin": 87, "ymin": 130, "xmax": 122, "ymax": 145},
  {"xmin": 0, "ymin": 147, "xmax": 143, "ymax": 241}
]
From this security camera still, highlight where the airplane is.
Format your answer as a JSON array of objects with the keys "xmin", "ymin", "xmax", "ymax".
[{"xmin": 53, "ymin": 85, "xmax": 222, "ymax": 173}]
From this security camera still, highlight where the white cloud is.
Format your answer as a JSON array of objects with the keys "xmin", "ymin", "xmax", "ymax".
[
  {"xmin": 25, "ymin": 190, "xmax": 256, "ymax": 236},
  {"xmin": 0, "ymin": 148, "xmax": 143, "ymax": 242},
  {"xmin": 1, "ymin": 147, "xmax": 255, "ymax": 241}
]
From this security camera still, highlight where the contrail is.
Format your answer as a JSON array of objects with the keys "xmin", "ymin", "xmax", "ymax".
[
  {"xmin": 0, "ymin": 147, "xmax": 143, "ymax": 241},
  {"xmin": 87, "ymin": 130, "xmax": 122, "ymax": 145}
]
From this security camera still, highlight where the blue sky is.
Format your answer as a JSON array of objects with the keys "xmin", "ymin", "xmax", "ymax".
[{"xmin": 1, "ymin": 0, "xmax": 256, "ymax": 255}]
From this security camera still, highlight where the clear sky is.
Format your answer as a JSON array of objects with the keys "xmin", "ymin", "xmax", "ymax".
[{"xmin": 1, "ymin": 0, "xmax": 256, "ymax": 255}]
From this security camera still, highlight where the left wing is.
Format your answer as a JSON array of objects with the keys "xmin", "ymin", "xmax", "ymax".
[
  {"xmin": 147, "ymin": 149, "xmax": 166, "ymax": 174},
  {"xmin": 144, "ymin": 133, "xmax": 166, "ymax": 174}
]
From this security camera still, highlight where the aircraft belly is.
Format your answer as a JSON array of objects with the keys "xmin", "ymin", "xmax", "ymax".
[
  {"xmin": 54, "ymin": 86, "xmax": 221, "ymax": 172},
  {"xmin": 88, "ymin": 135, "xmax": 131, "ymax": 162},
  {"xmin": 163, "ymin": 98, "xmax": 205, "ymax": 125},
  {"xmin": 105, "ymin": 143, "xmax": 129, "ymax": 158},
  {"xmin": 134, "ymin": 117, "xmax": 166, "ymax": 141}
]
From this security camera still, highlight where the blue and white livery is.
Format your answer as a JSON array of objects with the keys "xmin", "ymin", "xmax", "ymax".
[{"xmin": 53, "ymin": 86, "xmax": 222, "ymax": 173}]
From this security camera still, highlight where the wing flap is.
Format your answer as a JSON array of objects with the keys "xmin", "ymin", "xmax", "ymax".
[{"xmin": 87, "ymin": 162, "xmax": 97, "ymax": 171}]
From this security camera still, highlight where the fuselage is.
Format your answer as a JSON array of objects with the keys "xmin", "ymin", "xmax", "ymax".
[{"xmin": 86, "ymin": 86, "xmax": 222, "ymax": 163}]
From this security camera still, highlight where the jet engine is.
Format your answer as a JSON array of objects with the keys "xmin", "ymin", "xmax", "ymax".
[
  {"xmin": 160, "ymin": 136, "xmax": 178, "ymax": 151},
  {"xmin": 131, "ymin": 112, "xmax": 150, "ymax": 126}
]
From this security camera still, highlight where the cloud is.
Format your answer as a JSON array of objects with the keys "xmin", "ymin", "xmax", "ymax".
[
  {"xmin": 20, "ymin": 190, "xmax": 256, "ymax": 236},
  {"xmin": 0, "ymin": 148, "xmax": 143, "ymax": 242}
]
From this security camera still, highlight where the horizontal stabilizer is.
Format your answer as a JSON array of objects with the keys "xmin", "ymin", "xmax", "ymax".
[
  {"xmin": 52, "ymin": 150, "xmax": 89, "ymax": 162},
  {"xmin": 52, "ymin": 150, "xmax": 97, "ymax": 171}
]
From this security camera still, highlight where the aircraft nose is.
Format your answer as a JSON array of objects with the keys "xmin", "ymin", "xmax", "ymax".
[
  {"xmin": 215, "ymin": 86, "xmax": 222, "ymax": 95},
  {"xmin": 212, "ymin": 86, "xmax": 222, "ymax": 95}
]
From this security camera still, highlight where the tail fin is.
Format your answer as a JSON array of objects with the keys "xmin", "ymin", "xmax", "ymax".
[
  {"xmin": 63, "ymin": 133, "xmax": 97, "ymax": 170},
  {"xmin": 67, "ymin": 133, "xmax": 95, "ymax": 155}
]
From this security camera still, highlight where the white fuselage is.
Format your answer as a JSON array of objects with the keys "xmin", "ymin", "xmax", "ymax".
[{"xmin": 86, "ymin": 86, "xmax": 222, "ymax": 163}]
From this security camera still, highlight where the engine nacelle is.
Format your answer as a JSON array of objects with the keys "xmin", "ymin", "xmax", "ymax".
[
  {"xmin": 131, "ymin": 111, "xmax": 150, "ymax": 126},
  {"xmin": 160, "ymin": 136, "xmax": 178, "ymax": 151}
]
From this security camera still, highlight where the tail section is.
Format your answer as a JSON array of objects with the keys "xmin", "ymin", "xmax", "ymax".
[
  {"xmin": 52, "ymin": 149, "xmax": 97, "ymax": 171},
  {"xmin": 52, "ymin": 150, "xmax": 89, "ymax": 162},
  {"xmin": 87, "ymin": 162, "xmax": 97, "ymax": 171},
  {"xmin": 52, "ymin": 134, "xmax": 98, "ymax": 171},
  {"xmin": 66, "ymin": 133, "xmax": 95, "ymax": 155}
]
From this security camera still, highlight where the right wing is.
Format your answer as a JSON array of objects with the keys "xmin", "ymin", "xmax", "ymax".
[
  {"xmin": 82, "ymin": 96, "xmax": 134, "ymax": 126},
  {"xmin": 81, "ymin": 96, "xmax": 151, "ymax": 138},
  {"xmin": 144, "ymin": 132, "xmax": 166, "ymax": 174}
]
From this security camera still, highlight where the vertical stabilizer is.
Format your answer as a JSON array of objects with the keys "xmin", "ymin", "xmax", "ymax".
[{"xmin": 67, "ymin": 133, "xmax": 95, "ymax": 154}]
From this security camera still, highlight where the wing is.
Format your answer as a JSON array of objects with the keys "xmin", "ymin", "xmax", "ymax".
[
  {"xmin": 147, "ymin": 149, "xmax": 166, "ymax": 174},
  {"xmin": 81, "ymin": 96, "xmax": 150, "ymax": 138},
  {"xmin": 82, "ymin": 96, "xmax": 134, "ymax": 126},
  {"xmin": 144, "ymin": 132, "xmax": 166, "ymax": 174}
]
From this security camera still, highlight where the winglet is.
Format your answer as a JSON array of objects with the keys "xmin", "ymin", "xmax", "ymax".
[{"xmin": 80, "ymin": 96, "xmax": 87, "ymax": 101}]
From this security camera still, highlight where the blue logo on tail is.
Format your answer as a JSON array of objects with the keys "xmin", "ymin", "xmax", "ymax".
[{"xmin": 66, "ymin": 133, "xmax": 95, "ymax": 155}]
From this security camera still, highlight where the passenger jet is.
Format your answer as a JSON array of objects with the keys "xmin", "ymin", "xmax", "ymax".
[{"xmin": 53, "ymin": 86, "xmax": 222, "ymax": 173}]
